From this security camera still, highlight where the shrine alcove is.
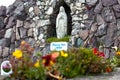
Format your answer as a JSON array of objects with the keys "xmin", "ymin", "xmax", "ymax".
[{"xmin": 47, "ymin": 0, "xmax": 72, "ymax": 38}]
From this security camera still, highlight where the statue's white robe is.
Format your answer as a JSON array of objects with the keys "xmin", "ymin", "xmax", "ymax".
[{"xmin": 56, "ymin": 6, "xmax": 67, "ymax": 39}]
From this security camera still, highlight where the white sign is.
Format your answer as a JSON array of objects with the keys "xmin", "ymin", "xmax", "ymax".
[
  {"xmin": 50, "ymin": 42, "xmax": 68, "ymax": 51},
  {"xmin": 1, "ymin": 60, "xmax": 12, "ymax": 76}
]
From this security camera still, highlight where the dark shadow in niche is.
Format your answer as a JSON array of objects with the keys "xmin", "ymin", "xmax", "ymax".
[{"xmin": 47, "ymin": 0, "xmax": 72, "ymax": 38}]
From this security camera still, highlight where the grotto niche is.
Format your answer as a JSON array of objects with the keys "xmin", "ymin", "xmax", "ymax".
[{"xmin": 47, "ymin": 0, "xmax": 72, "ymax": 38}]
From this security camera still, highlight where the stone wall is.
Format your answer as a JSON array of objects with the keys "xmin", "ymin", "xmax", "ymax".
[
  {"xmin": 71, "ymin": 0, "xmax": 120, "ymax": 58},
  {"xmin": 0, "ymin": 0, "xmax": 37, "ymax": 63},
  {"xmin": 0, "ymin": 0, "xmax": 87, "ymax": 63},
  {"xmin": 0, "ymin": 0, "xmax": 120, "ymax": 63}
]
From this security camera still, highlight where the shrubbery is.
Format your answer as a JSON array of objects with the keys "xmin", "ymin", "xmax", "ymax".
[{"xmin": 4, "ymin": 41, "xmax": 116, "ymax": 80}]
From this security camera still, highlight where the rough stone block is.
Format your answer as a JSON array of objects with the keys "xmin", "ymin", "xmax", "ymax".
[
  {"xmin": 79, "ymin": 30, "xmax": 89, "ymax": 40},
  {"xmin": 101, "ymin": 0, "xmax": 118, "ymax": 6},
  {"xmin": 2, "ymin": 47, "xmax": 9, "ymax": 58}
]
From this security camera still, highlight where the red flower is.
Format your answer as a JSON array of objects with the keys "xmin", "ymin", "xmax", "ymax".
[
  {"xmin": 42, "ymin": 54, "xmax": 52, "ymax": 66},
  {"xmin": 98, "ymin": 52, "xmax": 105, "ymax": 57},
  {"xmin": 93, "ymin": 48, "xmax": 98, "ymax": 55},
  {"xmin": 42, "ymin": 52, "xmax": 58, "ymax": 67}
]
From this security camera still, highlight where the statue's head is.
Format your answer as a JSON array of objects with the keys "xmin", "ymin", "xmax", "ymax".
[{"xmin": 59, "ymin": 6, "xmax": 65, "ymax": 12}]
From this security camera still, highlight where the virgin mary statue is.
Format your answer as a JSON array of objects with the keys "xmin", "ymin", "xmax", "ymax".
[{"xmin": 56, "ymin": 6, "xmax": 67, "ymax": 39}]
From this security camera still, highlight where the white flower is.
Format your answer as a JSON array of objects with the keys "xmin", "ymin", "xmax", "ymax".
[{"xmin": 112, "ymin": 46, "xmax": 118, "ymax": 51}]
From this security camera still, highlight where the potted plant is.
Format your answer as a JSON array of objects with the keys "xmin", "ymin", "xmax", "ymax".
[
  {"xmin": 1, "ymin": 60, "xmax": 12, "ymax": 76},
  {"xmin": 8, "ymin": 41, "xmax": 46, "ymax": 80}
]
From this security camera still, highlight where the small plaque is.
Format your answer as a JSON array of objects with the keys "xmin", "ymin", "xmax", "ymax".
[{"xmin": 50, "ymin": 42, "xmax": 68, "ymax": 51}]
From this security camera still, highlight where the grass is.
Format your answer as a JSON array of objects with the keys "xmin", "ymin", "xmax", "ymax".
[{"xmin": 46, "ymin": 36, "xmax": 70, "ymax": 43}]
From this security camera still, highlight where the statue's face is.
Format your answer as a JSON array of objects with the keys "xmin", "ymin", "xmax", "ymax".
[{"xmin": 60, "ymin": 6, "xmax": 64, "ymax": 12}]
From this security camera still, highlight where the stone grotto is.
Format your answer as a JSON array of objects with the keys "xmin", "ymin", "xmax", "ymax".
[{"xmin": 0, "ymin": 0, "xmax": 120, "ymax": 64}]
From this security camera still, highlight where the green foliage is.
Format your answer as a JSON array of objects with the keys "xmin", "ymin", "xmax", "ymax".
[
  {"xmin": 56, "ymin": 47, "xmax": 113, "ymax": 78},
  {"xmin": 8, "ymin": 41, "xmax": 46, "ymax": 80},
  {"xmin": 113, "ymin": 51, "xmax": 120, "ymax": 67},
  {"xmin": 23, "ymin": 64, "xmax": 46, "ymax": 80},
  {"xmin": 46, "ymin": 36, "xmax": 70, "ymax": 43},
  {"xmin": 6, "ymin": 41, "xmax": 115, "ymax": 79}
]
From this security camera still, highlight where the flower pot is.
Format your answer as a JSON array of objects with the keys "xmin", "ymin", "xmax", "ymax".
[{"xmin": 1, "ymin": 60, "xmax": 12, "ymax": 76}]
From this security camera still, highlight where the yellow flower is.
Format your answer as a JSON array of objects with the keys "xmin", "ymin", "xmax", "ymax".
[
  {"xmin": 65, "ymin": 68, "xmax": 69, "ymax": 71},
  {"xmin": 42, "ymin": 59, "xmax": 46, "ymax": 64},
  {"xmin": 60, "ymin": 51, "xmax": 68, "ymax": 57},
  {"xmin": 116, "ymin": 52, "xmax": 120, "ymax": 55},
  {"xmin": 12, "ymin": 49, "xmax": 22, "ymax": 59},
  {"xmin": 50, "ymin": 60, "xmax": 54, "ymax": 66},
  {"xmin": 34, "ymin": 60, "xmax": 40, "ymax": 68}
]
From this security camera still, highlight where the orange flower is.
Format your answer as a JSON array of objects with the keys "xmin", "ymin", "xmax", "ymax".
[
  {"xmin": 28, "ymin": 47, "xmax": 34, "ymax": 53},
  {"xmin": 105, "ymin": 66, "xmax": 112, "ymax": 73},
  {"xmin": 51, "ymin": 52, "xmax": 59, "ymax": 59},
  {"xmin": 116, "ymin": 52, "xmax": 120, "ymax": 55},
  {"xmin": 21, "ymin": 40, "xmax": 26, "ymax": 45},
  {"xmin": 20, "ymin": 41, "xmax": 34, "ymax": 53},
  {"xmin": 92, "ymin": 48, "xmax": 98, "ymax": 55},
  {"xmin": 20, "ymin": 41, "xmax": 30, "ymax": 49}
]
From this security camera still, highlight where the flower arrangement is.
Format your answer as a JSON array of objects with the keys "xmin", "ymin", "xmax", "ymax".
[
  {"xmin": 55, "ymin": 47, "xmax": 113, "ymax": 78},
  {"xmin": 2, "ymin": 63, "xmax": 11, "ymax": 73},
  {"xmin": 1, "ymin": 60, "xmax": 12, "ymax": 76},
  {"xmin": 4, "ymin": 41, "xmax": 115, "ymax": 79},
  {"xmin": 112, "ymin": 46, "xmax": 120, "ymax": 67},
  {"xmin": 8, "ymin": 41, "xmax": 46, "ymax": 80}
]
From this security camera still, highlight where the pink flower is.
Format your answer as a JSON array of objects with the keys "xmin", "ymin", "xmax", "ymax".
[{"xmin": 2, "ymin": 63, "xmax": 10, "ymax": 69}]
